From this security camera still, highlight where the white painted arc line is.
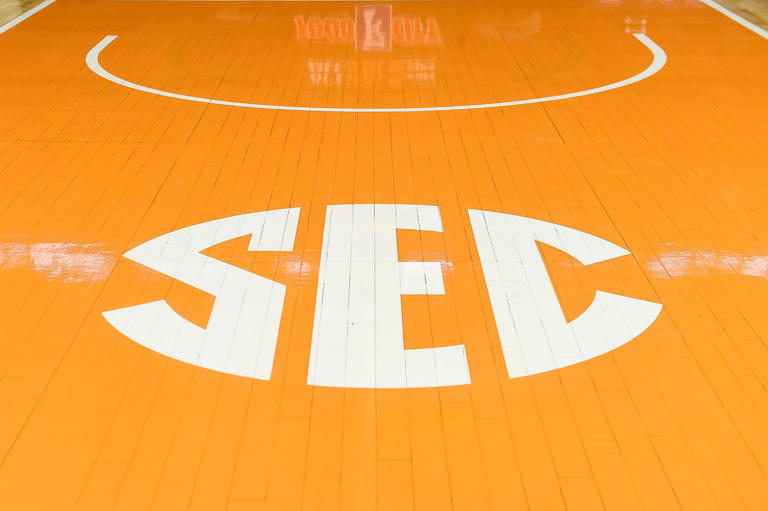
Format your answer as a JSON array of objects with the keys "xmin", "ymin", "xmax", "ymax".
[
  {"xmin": 0, "ymin": 0, "xmax": 56, "ymax": 35},
  {"xmin": 698, "ymin": 0, "xmax": 768, "ymax": 40},
  {"xmin": 86, "ymin": 33, "xmax": 666, "ymax": 113}
]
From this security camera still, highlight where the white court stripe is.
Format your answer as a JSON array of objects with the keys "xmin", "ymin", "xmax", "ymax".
[
  {"xmin": 0, "ymin": 0, "xmax": 56, "ymax": 35},
  {"xmin": 698, "ymin": 0, "xmax": 768, "ymax": 40},
  {"xmin": 86, "ymin": 33, "xmax": 667, "ymax": 113}
]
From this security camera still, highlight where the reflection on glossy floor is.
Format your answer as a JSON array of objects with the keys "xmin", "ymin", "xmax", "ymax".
[{"xmin": 1, "ymin": 0, "xmax": 768, "ymax": 510}]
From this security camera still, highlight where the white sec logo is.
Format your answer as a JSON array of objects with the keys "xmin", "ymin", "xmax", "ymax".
[{"xmin": 103, "ymin": 205, "xmax": 662, "ymax": 388}]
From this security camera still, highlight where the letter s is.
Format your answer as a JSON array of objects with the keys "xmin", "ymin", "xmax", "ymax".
[{"xmin": 103, "ymin": 209, "xmax": 300, "ymax": 380}]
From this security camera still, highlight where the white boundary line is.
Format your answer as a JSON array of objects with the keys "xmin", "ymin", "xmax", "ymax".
[
  {"xmin": 86, "ymin": 33, "xmax": 666, "ymax": 113},
  {"xmin": 699, "ymin": 0, "xmax": 768, "ymax": 40},
  {"xmin": 0, "ymin": 0, "xmax": 56, "ymax": 35}
]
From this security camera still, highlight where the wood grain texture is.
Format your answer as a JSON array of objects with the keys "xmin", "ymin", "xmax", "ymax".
[
  {"xmin": 0, "ymin": 0, "xmax": 44, "ymax": 26},
  {"xmin": 718, "ymin": 0, "xmax": 768, "ymax": 29},
  {"xmin": 0, "ymin": 1, "xmax": 767, "ymax": 510}
]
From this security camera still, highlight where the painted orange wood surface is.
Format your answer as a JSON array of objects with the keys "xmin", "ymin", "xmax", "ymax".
[{"xmin": 1, "ymin": 0, "xmax": 768, "ymax": 510}]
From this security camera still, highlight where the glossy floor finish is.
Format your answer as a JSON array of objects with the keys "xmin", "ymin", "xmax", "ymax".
[{"xmin": 1, "ymin": 0, "xmax": 768, "ymax": 510}]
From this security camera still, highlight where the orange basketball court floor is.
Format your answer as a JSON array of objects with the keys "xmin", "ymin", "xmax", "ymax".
[{"xmin": 1, "ymin": 0, "xmax": 768, "ymax": 509}]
